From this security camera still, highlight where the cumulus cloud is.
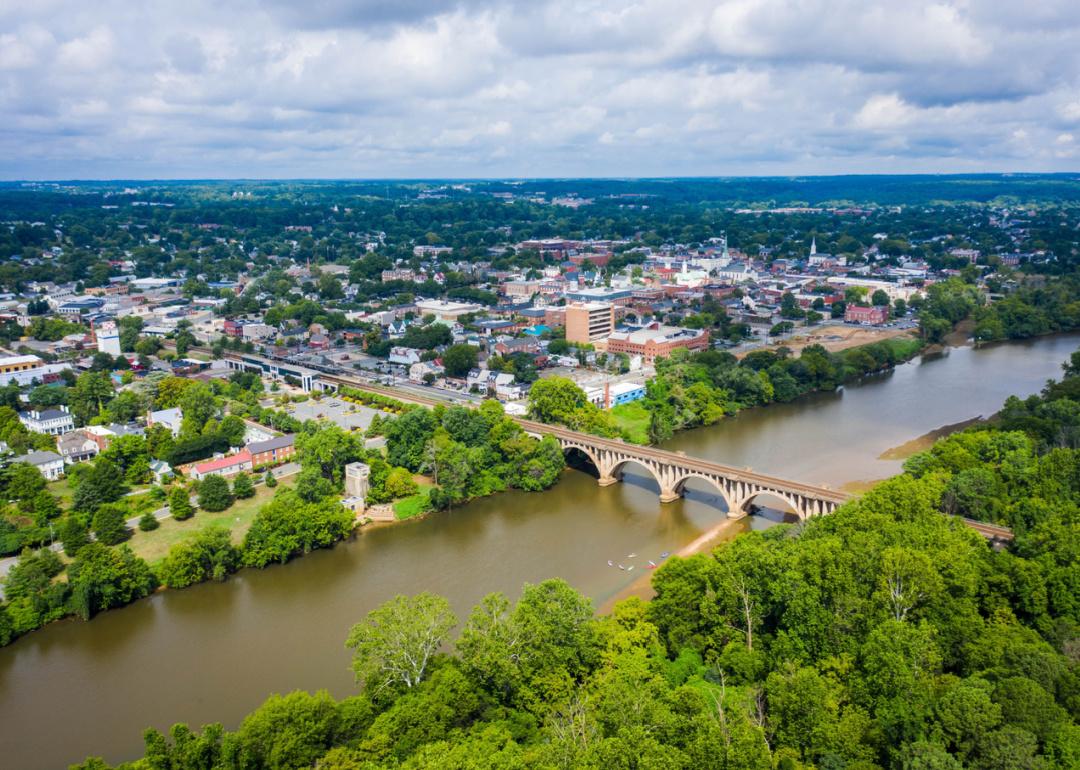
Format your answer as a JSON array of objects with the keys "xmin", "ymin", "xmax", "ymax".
[{"xmin": 0, "ymin": 0, "xmax": 1078, "ymax": 178}]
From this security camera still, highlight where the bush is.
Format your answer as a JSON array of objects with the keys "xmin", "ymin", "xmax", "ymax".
[
  {"xmin": 384, "ymin": 467, "xmax": 419, "ymax": 499},
  {"xmin": 264, "ymin": 471, "xmax": 278, "ymax": 488},
  {"xmin": 157, "ymin": 526, "xmax": 240, "ymax": 588},
  {"xmin": 169, "ymin": 486, "xmax": 195, "ymax": 521},
  {"xmin": 232, "ymin": 472, "xmax": 255, "ymax": 499},
  {"xmin": 198, "ymin": 475, "xmax": 234, "ymax": 512},
  {"xmin": 138, "ymin": 511, "xmax": 160, "ymax": 532},
  {"xmin": 242, "ymin": 489, "xmax": 354, "ymax": 568}
]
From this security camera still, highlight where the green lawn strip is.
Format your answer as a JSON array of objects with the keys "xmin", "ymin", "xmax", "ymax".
[
  {"xmin": 393, "ymin": 487, "xmax": 432, "ymax": 521},
  {"xmin": 609, "ymin": 400, "xmax": 650, "ymax": 444},
  {"xmin": 123, "ymin": 479, "xmax": 292, "ymax": 566}
]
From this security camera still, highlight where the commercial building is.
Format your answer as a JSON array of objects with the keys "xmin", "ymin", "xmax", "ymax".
[
  {"xmin": 585, "ymin": 381, "xmax": 647, "ymax": 409},
  {"xmin": 565, "ymin": 302, "xmax": 614, "ymax": 344},
  {"xmin": 844, "ymin": 305, "xmax": 889, "ymax": 325},
  {"xmin": 96, "ymin": 321, "xmax": 122, "ymax": 356},
  {"xmin": 605, "ymin": 324, "xmax": 709, "ymax": 364},
  {"xmin": 414, "ymin": 299, "xmax": 482, "ymax": 322},
  {"xmin": 0, "ymin": 355, "xmax": 43, "ymax": 377}
]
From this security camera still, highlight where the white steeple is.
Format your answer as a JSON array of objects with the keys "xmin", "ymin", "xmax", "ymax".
[{"xmin": 810, "ymin": 237, "xmax": 817, "ymax": 257}]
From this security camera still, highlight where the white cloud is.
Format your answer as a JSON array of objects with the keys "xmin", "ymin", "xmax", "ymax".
[{"xmin": 0, "ymin": 0, "xmax": 1079, "ymax": 177}]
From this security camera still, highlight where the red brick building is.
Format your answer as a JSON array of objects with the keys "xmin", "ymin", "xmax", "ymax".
[
  {"xmin": 845, "ymin": 305, "xmax": 889, "ymax": 325},
  {"xmin": 248, "ymin": 434, "xmax": 296, "ymax": 467},
  {"xmin": 605, "ymin": 324, "xmax": 709, "ymax": 364}
]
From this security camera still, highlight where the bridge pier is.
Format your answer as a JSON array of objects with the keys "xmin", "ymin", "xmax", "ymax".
[
  {"xmin": 597, "ymin": 475, "xmax": 619, "ymax": 488},
  {"xmin": 659, "ymin": 488, "xmax": 682, "ymax": 504}
]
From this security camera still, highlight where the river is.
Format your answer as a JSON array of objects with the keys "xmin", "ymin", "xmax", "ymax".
[{"xmin": 1, "ymin": 333, "xmax": 1077, "ymax": 769}]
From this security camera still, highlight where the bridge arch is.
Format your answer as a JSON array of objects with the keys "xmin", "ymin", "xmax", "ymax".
[
  {"xmin": 607, "ymin": 457, "xmax": 666, "ymax": 495},
  {"xmin": 730, "ymin": 490, "xmax": 805, "ymax": 520},
  {"xmin": 670, "ymin": 472, "xmax": 736, "ymax": 513},
  {"xmin": 562, "ymin": 444, "xmax": 603, "ymax": 478}
]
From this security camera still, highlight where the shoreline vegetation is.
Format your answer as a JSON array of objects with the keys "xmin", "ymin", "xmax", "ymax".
[{"xmin": 71, "ymin": 349, "xmax": 1080, "ymax": 770}]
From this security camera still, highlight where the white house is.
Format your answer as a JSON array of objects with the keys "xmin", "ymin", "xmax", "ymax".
[
  {"xmin": 12, "ymin": 450, "xmax": 65, "ymax": 480},
  {"xmin": 19, "ymin": 406, "xmax": 75, "ymax": 436},
  {"xmin": 389, "ymin": 347, "xmax": 422, "ymax": 366},
  {"xmin": 147, "ymin": 407, "xmax": 183, "ymax": 437}
]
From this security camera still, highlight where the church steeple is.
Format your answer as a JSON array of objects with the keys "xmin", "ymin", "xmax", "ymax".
[{"xmin": 810, "ymin": 237, "xmax": 817, "ymax": 257}]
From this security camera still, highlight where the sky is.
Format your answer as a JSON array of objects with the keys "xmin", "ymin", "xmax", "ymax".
[{"xmin": 2, "ymin": 0, "xmax": 1080, "ymax": 180}]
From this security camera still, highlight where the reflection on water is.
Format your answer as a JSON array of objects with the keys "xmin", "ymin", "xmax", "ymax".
[{"xmin": 0, "ymin": 332, "xmax": 1077, "ymax": 770}]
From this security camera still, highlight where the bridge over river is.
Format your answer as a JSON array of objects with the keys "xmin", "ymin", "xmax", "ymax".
[{"xmin": 315, "ymin": 370, "xmax": 1012, "ymax": 541}]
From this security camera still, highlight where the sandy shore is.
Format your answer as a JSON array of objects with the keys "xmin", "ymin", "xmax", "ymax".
[{"xmin": 597, "ymin": 516, "xmax": 747, "ymax": 613}]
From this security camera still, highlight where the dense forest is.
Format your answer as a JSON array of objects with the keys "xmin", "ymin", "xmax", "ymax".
[{"xmin": 71, "ymin": 352, "xmax": 1080, "ymax": 770}]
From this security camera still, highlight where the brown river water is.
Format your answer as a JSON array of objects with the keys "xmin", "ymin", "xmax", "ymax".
[{"xmin": 1, "ymin": 333, "xmax": 1077, "ymax": 769}]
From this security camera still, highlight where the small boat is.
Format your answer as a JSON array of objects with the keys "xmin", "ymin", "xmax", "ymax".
[
  {"xmin": 627, "ymin": 565, "xmax": 635, "ymax": 572},
  {"xmin": 607, "ymin": 560, "xmax": 614, "ymax": 567},
  {"xmin": 618, "ymin": 564, "xmax": 625, "ymax": 570},
  {"xmin": 648, "ymin": 560, "xmax": 657, "ymax": 568},
  {"xmin": 660, "ymin": 551, "xmax": 670, "ymax": 558},
  {"xmin": 628, "ymin": 552, "xmax": 637, "ymax": 558}
]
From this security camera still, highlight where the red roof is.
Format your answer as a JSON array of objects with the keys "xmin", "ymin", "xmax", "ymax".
[{"xmin": 194, "ymin": 449, "xmax": 251, "ymax": 474}]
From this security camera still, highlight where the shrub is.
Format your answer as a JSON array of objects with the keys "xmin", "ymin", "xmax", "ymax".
[
  {"xmin": 197, "ymin": 475, "xmax": 234, "ymax": 512},
  {"xmin": 138, "ymin": 512, "xmax": 160, "ymax": 532},
  {"xmin": 169, "ymin": 486, "xmax": 195, "ymax": 521},
  {"xmin": 232, "ymin": 472, "xmax": 255, "ymax": 499}
]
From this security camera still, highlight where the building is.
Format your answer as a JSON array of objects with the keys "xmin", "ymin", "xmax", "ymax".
[
  {"xmin": 247, "ymin": 434, "xmax": 296, "ymax": 467},
  {"xmin": 56, "ymin": 430, "xmax": 99, "ymax": 464},
  {"xmin": 844, "ymin": 305, "xmax": 889, "ymax": 325},
  {"xmin": 0, "ymin": 354, "xmax": 43, "ymax": 378},
  {"xmin": 190, "ymin": 449, "xmax": 253, "ymax": 480},
  {"xmin": 414, "ymin": 299, "xmax": 482, "ymax": 322},
  {"xmin": 605, "ymin": 325, "xmax": 709, "ymax": 364},
  {"xmin": 12, "ymin": 450, "xmax": 65, "ymax": 480},
  {"xmin": 96, "ymin": 321, "xmax": 122, "ymax": 356},
  {"xmin": 389, "ymin": 347, "xmax": 423, "ymax": 366},
  {"xmin": 585, "ymin": 381, "xmax": 647, "ymax": 409},
  {"xmin": 565, "ymin": 302, "xmax": 615, "ymax": 344},
  {"xmin": 345, "ymin": 462, "xmax": 370, "ymax": 499},
  {"xmin": 147, "ymin": 407, "xmax": 183, "ymax": 437},
  {"xmin": 19, "ymin": 406, "xmax": 75, "ymax": 436}
]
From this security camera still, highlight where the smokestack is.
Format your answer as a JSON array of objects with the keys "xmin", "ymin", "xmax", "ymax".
[{"xmin": 604, "ymin": 381, "xmax": 611, "ymax": 410}]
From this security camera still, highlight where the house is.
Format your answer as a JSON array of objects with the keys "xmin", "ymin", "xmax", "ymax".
[
  {"xmin": 83, "ymin": 423, "xmax": 146, "ymax": 452},
  {"xmin": 12, "ymin": 450, "xmax": 65, "ymax": 480},
  {"xmin": 19, "ymin": 406, "xmax": 75, "ymax": 436},
  {"xmin": 190, "ymin": 448, "xmax": 253, "ymax": 480},
  {"xmin": 409, "ymin": 361, "xmax": 443, "ymax": 383},
  {"xmin": 147, "ymin": 407, "xmax": 183, "ymax": 437},
  {"xmin": 56, "ymin": 430, "xmax": 99, "ymax": 464},
  {"xmin": 389, "ymin": 347, "xmax": 422, "ymax": 366},
  {"xmin": 247, "ymin": 434, "xmax": 296, "ymax": 467},
  {"xmin": 466, "ymin": 369, "xmax": 520, "ymax": 398},
  {"xmin": 149, "ymin": 459, "xmax": 174, "ymax": 484}
]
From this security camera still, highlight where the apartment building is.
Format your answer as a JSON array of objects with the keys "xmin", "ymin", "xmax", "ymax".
[{"xmin": 564, "ymin": 302, "xmax": 614, "ymax": 344}]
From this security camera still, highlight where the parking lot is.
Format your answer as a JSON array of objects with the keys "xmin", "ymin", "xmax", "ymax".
[{"xmin": 284, "ymin": 397, "xmax": 383, "ymax": 432}]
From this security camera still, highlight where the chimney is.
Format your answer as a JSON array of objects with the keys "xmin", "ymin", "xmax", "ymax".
[{"xmin": 604, "ymin": 381, "xmax": 611, "ymax": 410}]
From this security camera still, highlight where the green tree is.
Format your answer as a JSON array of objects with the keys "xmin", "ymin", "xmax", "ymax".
[
  {"xmin": 91, "ymin": 504, "xmax": 129, "ymax": 546},
  {"xmin": 345, "ymin": 592, "xmax": 457, "ymax": 694},
  {"xmin": 66, "ymin": 543, "xmax": 157, "ymax": 620},
  {"xmin": 169, "ymin": 486, "xmax": 194, "ymax": 521},
  {"xmin": 72, "ymin": 458, "xmax": 128, "ymax": 513},
  {"xmin": 232, "ymin": 471, "xmax": 255, "ymax": 499},
  {"xmin": 197, "ymin": 475, "xmax": 233, "ymax": 512},
  {"xmin": 158, "ymin": 526, "xmax": 240, "ymax": 588},
  {"xmin": 442, "ymin": 344, "xmax": 479, "ymax": 378},
  {"xmin": 58, "ymin": 516, "xmax": 91, "ymax": 556},
  {"xmin": 138, "ymin": 511, "xmax": 160, "ymax": 532}
]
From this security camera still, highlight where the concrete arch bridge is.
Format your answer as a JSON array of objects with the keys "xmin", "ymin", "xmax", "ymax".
[{"xmin": 516, "ymin": 420, "xmax": 848, "ymax": 521}]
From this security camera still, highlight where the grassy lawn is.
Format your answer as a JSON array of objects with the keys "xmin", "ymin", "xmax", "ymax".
[
  {"xmin": 610, "ymin": 401, "xmax": 651, "ymax": 444},
  {"xmin": 124, "ymin": 479, "xmax": 293, "ymax": 565},
  {"xmin": 393, "ymin": 486, "xmax": 432, "ymax": 521}
]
